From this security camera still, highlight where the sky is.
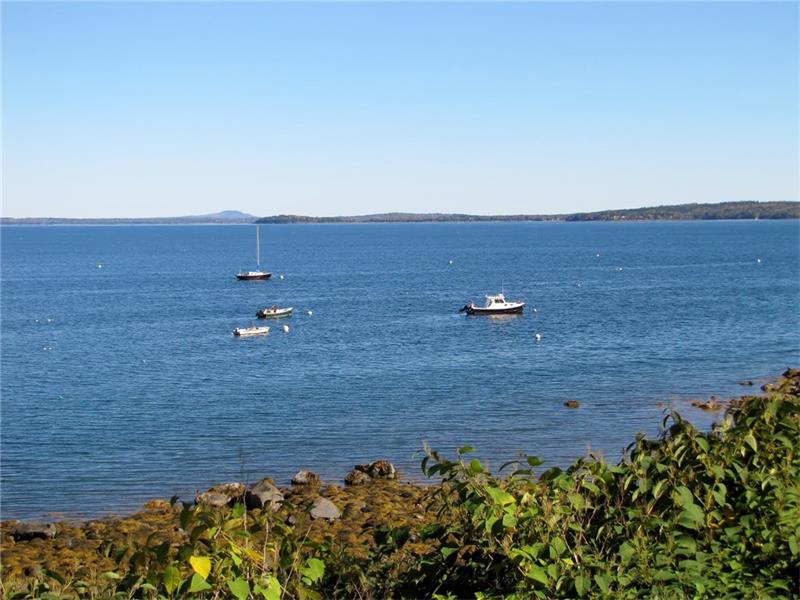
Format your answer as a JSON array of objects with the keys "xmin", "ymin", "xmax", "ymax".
[{"xmin": 2, "ymin": 2, "xmax": 798, "ymax": 218}]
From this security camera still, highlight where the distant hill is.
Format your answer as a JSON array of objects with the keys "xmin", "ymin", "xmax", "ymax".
[
  {"xmin": 186, "ymin": 210, "xmax": 256, "ymax": 221},
  {"xmin": 0, "ymin": 210, "xmax": 257, "ymax": 225},
  {"xmin": 256, "ymin": 201, "xmax": 799, "ymax": 224}
]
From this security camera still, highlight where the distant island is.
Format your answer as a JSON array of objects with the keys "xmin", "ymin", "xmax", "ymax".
[
  {"xmin": 0, "ymin": 210, "xmax": 257, "ymax": 225},
  {"xmin": 2, "ymin": 202, "xmax": 797, "ymax": 225},
  {"xmin": 257, "ymin": 201, "xmax": 799, "ymax": 223}
]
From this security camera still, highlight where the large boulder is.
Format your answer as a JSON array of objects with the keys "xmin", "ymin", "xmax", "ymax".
[
  {"xmin": 309, "ymin": 496, "xmax": 341, "ymax": 522},
  {"xmin": 11, "ymin": 522, "xmax": 56, "ymax": 541},
  {"xmin": 195, "ymin": 482, "xmax": 245, "ymax": 507},
  {"xmin": 245, "ymin": 478, "xmax": 284, "ymax": 511},
  {"xmin": 291, "ymin": 470, "xmax": 320, "ymax": 486}
]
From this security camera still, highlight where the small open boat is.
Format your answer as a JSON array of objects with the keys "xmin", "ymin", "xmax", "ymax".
[
  {"xmin": 256, "ymin": 306, "xmax": 293, "ymax": 319},
  {"xmin": 233, "ymin": 325, "xmax": 270, "ymax": 337},
  {"xmin": 459, "ymin": 293, "xmax": 525, "ymax": 315}
]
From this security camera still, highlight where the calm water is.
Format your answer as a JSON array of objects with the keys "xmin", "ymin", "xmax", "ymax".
[{"xmin": 1, "ymin": 221, "xmax": 798, "ymax": 520}]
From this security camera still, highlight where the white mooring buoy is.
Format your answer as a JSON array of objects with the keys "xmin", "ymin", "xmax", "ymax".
[
  {"xmin": 535, "ymin": 333, "xmax": 542, "ymax": 342},
  {"xmin": 307, "ymin": 310, "xmax": 313, "ymax": 316},
  {"xmin": 282, "ymin": 324, "xmax": 290, "ymax": 333}
]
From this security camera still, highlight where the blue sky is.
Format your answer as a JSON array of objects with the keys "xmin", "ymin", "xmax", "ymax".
[{"xmin": 2, "ymin": 2, "xmax": 797, "ymax": 218}]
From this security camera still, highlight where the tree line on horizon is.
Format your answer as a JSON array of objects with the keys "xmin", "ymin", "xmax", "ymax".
[
  {"xmin": 257, "ymin": 201, "xmax": 799, "ymax": 224},
  {"xmin": 2, "ymin": 201, "xmax": 797, "ymax": 225}
]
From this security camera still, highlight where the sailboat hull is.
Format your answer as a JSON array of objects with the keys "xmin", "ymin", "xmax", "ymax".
[{"xmin": 236, "ymin": 226, "xmax": 270, "ymax": 280}]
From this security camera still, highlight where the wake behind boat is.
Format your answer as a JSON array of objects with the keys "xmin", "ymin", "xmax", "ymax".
[
  {"xmin": 256, "ymin": 306, "xmax": 293, "ymax": 319},
  {"xmin": 460, "ymin": 293, "xmax": 525, "ymax": 315}
]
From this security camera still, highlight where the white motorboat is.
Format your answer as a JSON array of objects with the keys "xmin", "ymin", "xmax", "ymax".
[
  {"xmin": 233, "ymin": 325, "xmax": 270, "ymax": 337},
  {"xmin": 459, "ymin": 293, "xmax": 525, "ymax": 315}
]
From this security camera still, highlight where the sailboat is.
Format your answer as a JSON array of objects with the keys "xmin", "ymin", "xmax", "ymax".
[{"xmin": 236, "ymin": 225, "xmax": 272, "ymax": 280}]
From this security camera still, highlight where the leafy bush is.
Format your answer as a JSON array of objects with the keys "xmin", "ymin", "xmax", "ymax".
[
  {"xmin": 4, "ymin": 373, "xmax": 798, "ymax": 599},
  {"xmin": 360, "ymin": 382, "xmax": 800, "ymax": 599}
]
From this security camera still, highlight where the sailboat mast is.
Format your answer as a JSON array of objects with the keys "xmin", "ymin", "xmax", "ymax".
[{"xmin": 256, "ymin": 225, "xmax": 261, "ymax": 268}]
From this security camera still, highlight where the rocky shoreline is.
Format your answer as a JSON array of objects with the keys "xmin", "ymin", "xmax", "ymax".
[
  {"xmin": 0, "ymin": 459, "xmax": 432, "ymax": 582},
  {"xmin": 2, "ymin": 371, "xmax": 796, "ymax": 588}
]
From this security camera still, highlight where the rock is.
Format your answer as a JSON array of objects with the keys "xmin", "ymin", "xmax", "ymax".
[
  {"xmin": 347, "ymin": 460, "xmax": 397, "ymax": 483},
  {"xmin": 195, "ymin": 492, "xmax": 233, "ymax": 508},
  {"xmin": 342, "ymin": 501, "xmax": 366, "ymax": 519},
  {"xmin": 210, "ymin": 483, "xmax": 246, "ymax": 498},
  {"xmin": 367, "ymin": 460, "xmax": 397, "ymax": 480},
  {"xmin": 738, "ymin": 380, "xmax": 754, "ymax": 386},
  {"xmin": 11, "ymin": 522, "xmax": 56, "ymax": 541},
  {"xmin": 345, "ymin": 469, "xmax": 371, "ymax": 486},
  {"xmin": 309, "ymin": 497, "xmax": 341, "ymax": 521},
  {"xmin": 564, "ymin": 400, "xmax": 581, "ymax": 408},
  {"xmin": 194, "ymin": 482, "xmax": 245, "ymax": 507},
  {"xmin": 691, "ymin": 399, "xmax": 722, "ymax": 411},
  {"xmin": 143, "ymin": 499, "xmax": 171, "ymax": 512},
  {"xmin": 245, "ymin": 478, "xmax": 284, "ymax": 511},
  {"xmin": 291, "ymin": 470, "xmax": 320, "ymax": 486}
]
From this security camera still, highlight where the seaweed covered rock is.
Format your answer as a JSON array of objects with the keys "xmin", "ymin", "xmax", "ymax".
[
  {"xmin": 345, "ymin": 469, "xmax": 370, "ymax": 486},
  {"xmin": 10, "ymin": 522, "xmax": 56, "ymax": 542},
  {"xmin": 354, "ymin": 460, "xmax": 397, "ymax": 480},
  {"xmin": 195, "ymin": 482, "xmax": 245, "ymax": 507},
  {"xmin": 291, "ymin": 470, "xmax": 320, "ymax": 486}
]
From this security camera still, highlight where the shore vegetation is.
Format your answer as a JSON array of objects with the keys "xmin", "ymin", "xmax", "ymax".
[{"xmin": 2, "ymin": 370, "xmax": 798, "ymax": 599}]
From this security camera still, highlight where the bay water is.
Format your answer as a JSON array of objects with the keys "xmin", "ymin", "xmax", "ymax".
[{"xmin": 1, "ymin": 221, "xmax": 798, "ymax": 519}]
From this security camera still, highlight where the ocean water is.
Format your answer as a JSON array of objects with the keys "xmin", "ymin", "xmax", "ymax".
[{"xmin": 1, "ymin": 221, "xmax": 798, "ymax": 520}]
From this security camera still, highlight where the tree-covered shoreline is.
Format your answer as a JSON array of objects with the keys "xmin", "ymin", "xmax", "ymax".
[
  {"xmin": 3, "ymin": 201, "xmax": 797, "ymax": 225},
  {"xmin": 257, "ymin": 201, "xmax": 799, "ymax": 224}
]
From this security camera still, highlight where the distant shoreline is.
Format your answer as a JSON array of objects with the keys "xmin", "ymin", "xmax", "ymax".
[
  {"xmin": 2, "ymin": 201, "xmax": 798, "ymax": 225},
  {"xmin": 2, "ymin": 218, "xmax": 799, "ymax": 227}
]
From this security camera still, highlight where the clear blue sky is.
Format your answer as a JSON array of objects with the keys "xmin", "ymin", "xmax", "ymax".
[{"xmin": 2, "ymin": 1, "xmax": 797, "ymax": 218}]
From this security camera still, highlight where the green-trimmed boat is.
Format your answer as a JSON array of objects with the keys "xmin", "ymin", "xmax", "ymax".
[{"xmin": 256, "ymin": 306, "xmax": 293, "ymax": 319}]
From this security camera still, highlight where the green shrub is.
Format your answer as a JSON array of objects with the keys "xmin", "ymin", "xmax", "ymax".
[
  {"xmin": 5, "ymin": 376, "xmax": 797, "ymax": 599},
  {"xmin": 362, "ymin": 387, "xmax": 799, "ymax": 599}
]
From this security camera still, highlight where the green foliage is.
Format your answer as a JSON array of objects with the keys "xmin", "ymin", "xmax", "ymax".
[
  {"xmin": 5, "ymin": 375, "xmax": 798, "ymax": 599},
  {"xmin": 360, "ymin": 385, "xmax": 799, "ymax": 599}
]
